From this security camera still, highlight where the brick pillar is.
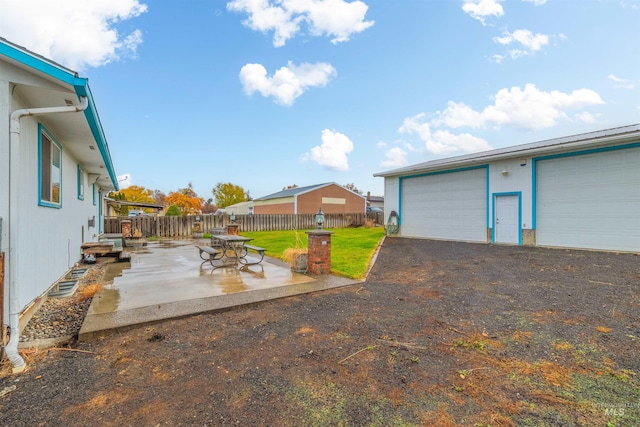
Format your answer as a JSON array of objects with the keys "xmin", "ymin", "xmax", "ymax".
[
  {"xmin": 226, "ymin": 223, "xmax": 239, "ymax": 235},
  {"xmin": 305, "ymin": 230, "xmax": 334, "ymax": 275},
  {"xmin": 120, "ymin": 220, "xmax": 131, "ymax": 238}
]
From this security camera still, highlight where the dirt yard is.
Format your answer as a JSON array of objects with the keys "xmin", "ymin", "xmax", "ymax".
[{"xmin": 1, "ymin": 238, "xmax": 639, "ymax": 426}]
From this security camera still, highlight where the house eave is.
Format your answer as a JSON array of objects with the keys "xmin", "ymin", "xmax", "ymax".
[
  {"xmin": 1, "ymin": 37, "xmax": 118, "ymax": 191},
  {"xmin": 374, "ymin": 124, "xmax": 640, "ymax": 178}
]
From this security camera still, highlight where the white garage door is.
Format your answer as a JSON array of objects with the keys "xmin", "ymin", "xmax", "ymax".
[
  {"xmin": 401, "ymin": 168, "xmax": 487, "ymax": 242},
  {"xmin": 536, "ymin": 146, "xmax": 640, "ymax": 252}
]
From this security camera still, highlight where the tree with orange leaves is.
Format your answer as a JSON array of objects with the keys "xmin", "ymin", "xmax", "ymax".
[{"xmin": 165, "ymin": 183, "xmax": 204, "ymax": 215}]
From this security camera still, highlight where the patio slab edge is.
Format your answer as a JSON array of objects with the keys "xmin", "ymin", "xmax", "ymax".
[{"xmin": 79, "ymin": 274, "xmax": 360, "ymax": 341}]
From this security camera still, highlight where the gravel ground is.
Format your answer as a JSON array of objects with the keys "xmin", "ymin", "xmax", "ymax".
[{"xmin": 18, "ymin": 261, "xmax": 110, "ymax": 344}]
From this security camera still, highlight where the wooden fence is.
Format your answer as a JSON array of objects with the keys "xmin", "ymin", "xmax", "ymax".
[{"xmin": 104, "ymin": 212, "xmax": 384, "ymax": 238}]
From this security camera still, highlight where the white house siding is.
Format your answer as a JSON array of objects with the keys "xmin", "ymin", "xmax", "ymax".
[
  {"xmin": 535, "ymin": 145, "xmax": 640, "ymax": 252},
  {"xmin": 0, "ymin": 80, "xmax": 10, "ymax": 243},
  {"xmin": 383, "ymin": 176, "xmax": 399, "ymax": 222},
  {"xmin": 400, "ymin": 167, "xmax": 487, "ymax": 242},
  {"xmin": 13, "ymin": 105, "xmax": 101, "ymax": 311}
]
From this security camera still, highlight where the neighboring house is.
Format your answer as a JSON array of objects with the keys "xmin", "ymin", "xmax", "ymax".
[
  {"xmin": 0, "ymin": 38, "xmax": 119, "ymax": 372},
  {"xmin": 253, "ymin": 183, "xmax": 366, "ymax": 214},
  {"xmin": 374, "ymin": 124, "xmax": 640, "ymax": 253},
  {"xmin": 225, "ymin": 201, "xmax": 254, "ymax": 216},
  {"xmin": 366, "ymin": 192, "xmax": 384, "ymax": 210}
]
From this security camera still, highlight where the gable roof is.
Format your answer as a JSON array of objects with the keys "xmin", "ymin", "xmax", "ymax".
[
  {"xmin": 255, "ymin": 182, "xmax": 367, "ymax": 202},
  {"xmin": 0, "ymin": 37, "xmax": 118, "ymax": 190},
  {"xmin": 374, "ymin": 124, "xmax": 640, "ymax": 178},
  {"xmin": 254, "ymin": 183, "xmax": 334, "ymax": 201}
]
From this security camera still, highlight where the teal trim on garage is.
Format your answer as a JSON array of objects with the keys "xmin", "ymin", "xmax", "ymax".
[
  {"xmin": 492, "ymin": 192, "xmax": 522, "ymax": 245},
  {"xmin": 397, "ymin": 164, "xmax": 489, "ymax": 230},
  {"xmin": 531, "ymin": 141, "xmax": 640, "ymax": 230}
]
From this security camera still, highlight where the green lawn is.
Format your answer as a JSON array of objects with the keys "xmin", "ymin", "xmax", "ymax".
[{"xmin": 242, "ymin": 227, "xmax": 386, "ymax": 279}]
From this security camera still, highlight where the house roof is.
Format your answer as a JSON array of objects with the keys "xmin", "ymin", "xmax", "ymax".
[
  {"xmin": 0, "ymin": 37, "xmax": 118, "ymax": 190},
  {"xmin": 254, "ymin": 183, "xmax": 333, "ymax": 201},
  {"xmin": 374, "ymin": 124, "xmax": 640, "ymax": 178},
  {"xmin": 255, "ymin": 182, "xmax": 367, "ymax": 201}
]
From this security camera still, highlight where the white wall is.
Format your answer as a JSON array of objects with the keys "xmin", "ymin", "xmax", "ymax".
[
  {"xmin": 0, "ymin": 80, "xmax": 10, "ymax": 253},
  {"xmin": 12, "ymin": 96, "xmax": 101, "ymax": 312},
  {"xmin": 488, "ymin": 158, "xmax": 533, "ymax": 230},
  {"xmin": 383, "ymin": 176, "xmax": 399, "ymax": 223}
]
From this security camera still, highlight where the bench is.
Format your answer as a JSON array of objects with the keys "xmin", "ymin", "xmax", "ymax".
[
  {"xmin": 241, "ymin": 244, "xmax": 266, "ymax": 265},
  {"xmin": 196, "ymin": 246, "xmax": 222, "ymax": 265}
]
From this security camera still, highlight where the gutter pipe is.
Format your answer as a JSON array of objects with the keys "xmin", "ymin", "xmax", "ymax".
[{"xmin": 5, "ymin": 96, "xmax": 88, "ymax": 373}]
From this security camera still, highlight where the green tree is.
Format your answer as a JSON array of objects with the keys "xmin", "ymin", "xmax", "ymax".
[
  {"xmin": 212, "ymin": 182, "xmax": 250, "ymax": 208},
  {"xmin": 166, "ymin": 205, "xmax": 181, "ymax": 216}
]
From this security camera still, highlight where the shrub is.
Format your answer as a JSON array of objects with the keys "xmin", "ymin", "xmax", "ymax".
[{"xmin": 166, "ymin": 205, "xmax": 181, "ymax": 216}]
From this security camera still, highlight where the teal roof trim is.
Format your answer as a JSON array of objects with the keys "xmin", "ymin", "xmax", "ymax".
[
  {"xmin": 80, "ymin": 84, "xmax": 118, "ymax": 189},
  {"xmin": 0, "ymin": 38, "xmax": 118, "ymax": 190}
]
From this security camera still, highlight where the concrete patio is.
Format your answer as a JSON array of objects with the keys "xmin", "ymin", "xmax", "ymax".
[{"xmin": 79, "ymin": 239, "xmax": 359, "ymax": 340}]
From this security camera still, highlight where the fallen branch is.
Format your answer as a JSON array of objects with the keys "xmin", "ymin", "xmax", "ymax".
[
  {"xmin": 48, "ymin": 348, "xmax": 95, "ymax": 354},
  {"xmin": 588, "ymin": 280, "xmax": 615, "ymax": 286},
  {"xmin": 0, "ymin": 385, "xmax": 17, "ymax": 398},
  {"xmin": 338, "ymin": 345, "xmax": 376, "ymax": 365},
  {"xmin": 376, "ymin": 339, "xmax": 427, "ymax": 350}
]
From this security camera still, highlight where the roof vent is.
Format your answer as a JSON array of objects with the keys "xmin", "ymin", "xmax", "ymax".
[
  {"xmin": 89, "ymin": 145, "xmax": 95, "ymax": 150},
  {"xmin": 64, "ymin": 99, "xmax": 74, "ymax": 106}
]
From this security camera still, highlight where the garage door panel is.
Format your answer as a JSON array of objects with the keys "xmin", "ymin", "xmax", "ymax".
[
  {"xmin": 537, "ymin": 146, "xmax": 640, "ymax": 252},
  {"xmin": 401, "ymin": 168, "xmax": 487, "ymax": 242}
]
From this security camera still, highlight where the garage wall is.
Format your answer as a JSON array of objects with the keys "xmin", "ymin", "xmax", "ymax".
[
  {"xmin": 383, "ymin": 176, "xmax": 399, "ymax": 223},
  {"xmin": 399, "ymin": 166, "xmax": 488, "ymax": 242},
  {"xmin": 534, "ymin": 144, "xmax": 640, "ymax": 252},
  {"xmin": 489, "ymin": 158, "xmax": 533, "ymax": 231}
]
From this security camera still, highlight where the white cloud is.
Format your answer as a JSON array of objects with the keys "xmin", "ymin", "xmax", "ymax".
[
  {"xmin": 380, "ymin": 146, "xmax": 408, "ymax": 168},
  {"xmin": 0, "ymin": 0, "xmax": 147, "ymax": 70},
  {"xmin": 433, "ymin": 84, "xmax": 604, "ymax": 130},
  {"xmin": 227, "ymin": 0, "xmax": 374, "ymax": 47},
  {"xmin": 608, "ymin": 74, "xmax": 635, "ymax": 90},
  {"xmin": 462, "ymin": 0, "xmax": 504, "ymax": 25},
  {"xmin": 574, "ymin": 111, "xmax": 597, "ymax": 124},
  {"xmin": 240, "ymin": 61, "xmax": 336, "ymax": 105},
  {"xmin": 400, "ymin": 84, "xmax": 605, "ymax": 155},
  {"xmin": 305, "ymin": 129, "xmax": 353, "ymax": 171},
  {"xmin": 522, "ymin": 0, "xmax": 547, "ymax": 5},
  {"xmin": 399, "ymin": 115, "xmax": 492, "ymax": 155},
  {"xmin": 493, "ymin": 29, "xmax": 549, "ymax": 59}
]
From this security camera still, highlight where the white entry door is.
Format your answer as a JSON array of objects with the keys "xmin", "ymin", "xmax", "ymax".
[{"xmin": 494, "ymin": 194, "xmax": 520, "ymax": 244}]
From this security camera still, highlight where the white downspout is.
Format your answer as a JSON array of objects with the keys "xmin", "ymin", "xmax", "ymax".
[{"xmin": 5, "ymin": 96, "xmax": 88, "ymax": 373}]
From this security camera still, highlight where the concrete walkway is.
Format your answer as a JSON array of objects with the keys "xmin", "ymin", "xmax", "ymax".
[{"xmin": 79, "ymin": 239, "xmax": 359, "ymax": 340}]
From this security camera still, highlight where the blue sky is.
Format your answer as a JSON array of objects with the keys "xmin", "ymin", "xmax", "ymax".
[{"xmin": 1, "ymin": 0, "xmax": 639, "ymax": 201}]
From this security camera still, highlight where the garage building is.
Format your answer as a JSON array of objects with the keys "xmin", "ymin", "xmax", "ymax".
[{"xmin": 374, "ymin": 124, "xmax": 640, "ymax": 253}]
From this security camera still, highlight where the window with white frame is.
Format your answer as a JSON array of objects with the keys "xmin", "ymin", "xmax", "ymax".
[
  {"xmin": 77, "ymin": 165, "xmax": 85, "ymax": 200},
  {"xmin": 39, "ymin": 126, "xmax": 62, "ymax": 207}
]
